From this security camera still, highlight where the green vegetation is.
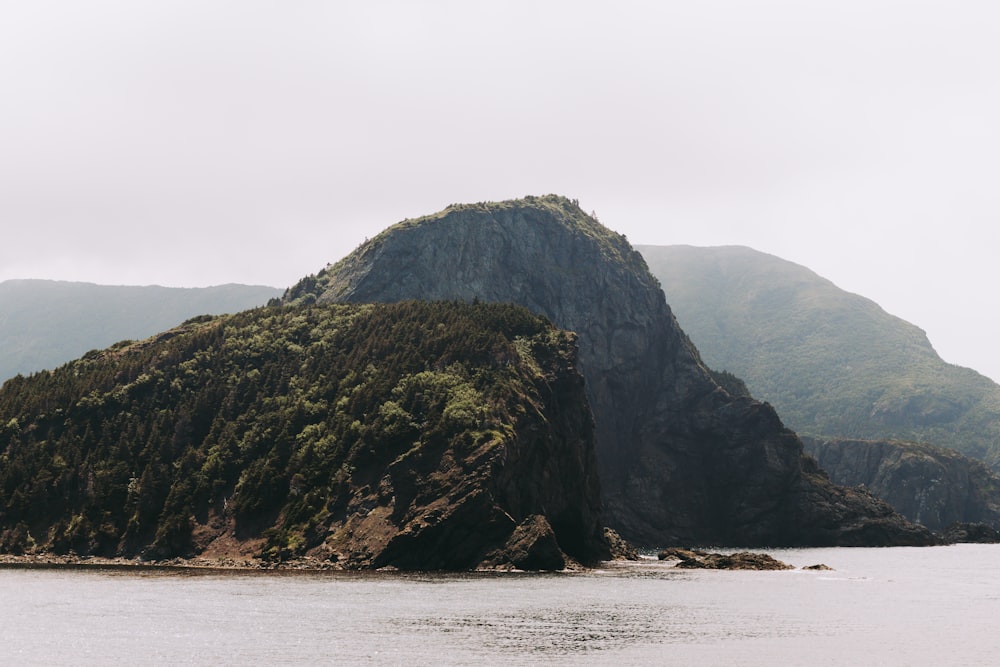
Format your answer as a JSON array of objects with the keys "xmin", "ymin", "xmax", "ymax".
[
  {"xmin": 707, "ymin": 368, "xmax": 751, "ymax": 399},
  {"xmin": 0, "ymin": 300, "xmax": 567, "ymax": 559},
  {"xmin": 641, "ymin": 245, "xmax": 1000, "ymax": 466},
  {"xmin": 0, "ymin": 280, "xmax": 282, "ymax": 382}
]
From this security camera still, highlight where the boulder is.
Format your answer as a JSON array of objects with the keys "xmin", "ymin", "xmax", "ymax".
[
  {"xmin": 481, "ymin": 515, "xmax": 567, "ymax": 571},
  {"xmin": 604, "ymin": 527, "xmax": 640, "ymax": 560},
  {"xmin": 941, "ymin": 522, "xmax": 1000, "ymax": 544}
]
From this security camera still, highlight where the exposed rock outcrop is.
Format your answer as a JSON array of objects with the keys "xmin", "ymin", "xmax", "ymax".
[
  {"xmin": 941, "ymin": 522, "xmax": 1000, "ymax": 544},
  {"xmin": 480, "ymin": 515, "xmax": 567, "ymax": 571},
  {"xmin": 604, "ymin": 527, "xmax": 640, "ymax": 560},
  {"xmin": 803, "ymin": 437, "xmax": 1000, "ymax": 533},
  {"xmin": 658, "ymin": 548, "xmax": 793, "ymax": 570},
  {"xmin": 283, "ymin": 195, "xmax": 933, "ymax": 547}
]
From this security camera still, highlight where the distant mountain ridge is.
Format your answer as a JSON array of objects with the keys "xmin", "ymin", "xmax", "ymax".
[
  {"xmin": 0, "ymin": 280, "xmax": 283, "ymax": 382},
  {"xmin": 639, "ymin": 245, "xmax": 1000, "ymax": 467},
  {"xmin": 284, "ymin": 195, "xmax": 933, "ymax": 547}
]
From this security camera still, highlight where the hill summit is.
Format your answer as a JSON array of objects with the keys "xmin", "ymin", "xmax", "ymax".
[{"xmin": 284, "ymin": 195, "xmax": 932, "ymax": 547}]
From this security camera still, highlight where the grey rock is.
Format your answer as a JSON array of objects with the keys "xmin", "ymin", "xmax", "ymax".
[
  {"xmin": 941, "ymin": 522, "xmax": 1000, "ymax": 543},
  {"xmin": 803, "ymin": 437, "xmax": 1000, "ymax": 533},
  {"xmin": 481, "ymin": 514, "xmax": 567, "ymax": 571},
  {"xmin": 659, "ymin": 548, "xmax": 794, "ymax": 570}
]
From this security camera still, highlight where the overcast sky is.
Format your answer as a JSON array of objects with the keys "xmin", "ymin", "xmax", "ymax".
[{"xmin": 2, "ymin": 1, "xmax": 998, "ymax": 380}]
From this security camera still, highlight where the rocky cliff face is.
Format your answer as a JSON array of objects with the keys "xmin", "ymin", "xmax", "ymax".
[
  {"xmin": 330, "ymin": 316, "xmax": 610, "ymax": 569},
  {"xmin": 803, "ymin": 437, "xmax": 1000, "ymax": 533},
  {"xmin": 284, "ymin": 195, "xmax": 933, "ymax": 547}
]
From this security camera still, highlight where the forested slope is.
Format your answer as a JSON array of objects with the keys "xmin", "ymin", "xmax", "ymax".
[{"xmin": 0, "ymin": 301, "xmax": 607, "ymax": 569}]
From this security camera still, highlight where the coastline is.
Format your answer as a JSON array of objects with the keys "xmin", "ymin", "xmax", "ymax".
[
  {"xmin": 0, "ymin": 549, "xmax": 812, "ymax": 573},
  {"xmin": 0, "ymin": 552, "xmax": 595, "ymax": 573},
  {"xmin": 0, "ymin": 553, "xmax": 340, "ymax": 572}
]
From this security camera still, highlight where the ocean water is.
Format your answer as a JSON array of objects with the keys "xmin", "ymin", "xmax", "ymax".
[{"xmin": 2, "ymin": 544, "xmax": 999, "ymax": 665}]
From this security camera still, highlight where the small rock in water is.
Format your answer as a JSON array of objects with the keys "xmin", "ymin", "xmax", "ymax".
[
  {"xmin": 605, "ymin": 528, "xmax": 640, "ymax": 561},
  {"xmin": 658, "ymin": 548, "xmax": 793, "ymax": 570},
  {"xmin": 480, "ymin": 515, "xmax": 567, "ymax": 571},
  {"xmin": 657, "ymin": 548, "xmax": 704, "ymax": 561},
  {"xmin": 803, "ymin": 563, "xmax": 834, "ymax": 571},
  {"xmin": 941, "ymin": 522, "xmax": 1000, "ymax": 544}
]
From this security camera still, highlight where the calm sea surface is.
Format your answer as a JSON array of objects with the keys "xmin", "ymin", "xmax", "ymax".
[{"xmin": 2, "ymin": 544, "xmax": 999, "ymax": 665}]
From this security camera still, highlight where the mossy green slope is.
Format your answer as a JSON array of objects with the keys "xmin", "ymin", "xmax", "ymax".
[
  {"xmin": 640, "ymin": 244, "xmax": 1000, "ymax": 466},
  {"xmin": 0, "ymin": 301, "xmax": 607, "ymax": 568}
]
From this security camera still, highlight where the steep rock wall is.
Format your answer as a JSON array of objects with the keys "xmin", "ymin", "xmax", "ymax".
[{"xmin": 804, "ymin": 437, "xmax": 1000, "ymax": 533}]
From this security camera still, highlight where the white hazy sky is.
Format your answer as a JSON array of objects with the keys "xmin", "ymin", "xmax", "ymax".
[{"xmin": 2, "ymin": 1, "xmax": 998, "ymax": 381}]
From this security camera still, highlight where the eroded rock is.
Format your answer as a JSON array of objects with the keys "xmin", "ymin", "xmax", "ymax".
[
  {"xmin": 658, "ymin": 548, "xmax": 793, "ymax": 570},
  {"xmin": 942, "ymin": 522, "xmax": 1000, "ymax": 544},
  {"xmin": 604, "ymin": 527, "xmax": 640, "ymax": 561},
  {"xmin": 480, "ymin": 515, "xmax": 567, "ymax": 571},
  {"xmin": 803, "ymin": 437, "xmax": 1000, "ymax": 534}
]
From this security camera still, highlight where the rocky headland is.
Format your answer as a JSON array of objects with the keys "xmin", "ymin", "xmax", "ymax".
[
  {"xmin": 283, "ymin": 195, "xmax": 934, "ymax": 548},
  {"xmin": 0, "ymin": 196, "xmax": 941, "ymax": 570}
]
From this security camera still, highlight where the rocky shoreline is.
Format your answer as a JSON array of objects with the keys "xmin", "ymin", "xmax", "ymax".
[
  {"xmin": 0, "ymin": 546, "xmax": 834, "ymax": 573},
  {"xmin": 0, "ymin": 553, "xmax": 334, "ymax": 571},
  {"xmin": 0, "ymin": 552, "xmax": 601, "ymax": 572}
]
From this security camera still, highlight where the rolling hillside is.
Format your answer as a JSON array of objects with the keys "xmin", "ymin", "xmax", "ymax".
[{"xmin": 640, "ymin": 245, "xmax": 1000, "ymax": 467}]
